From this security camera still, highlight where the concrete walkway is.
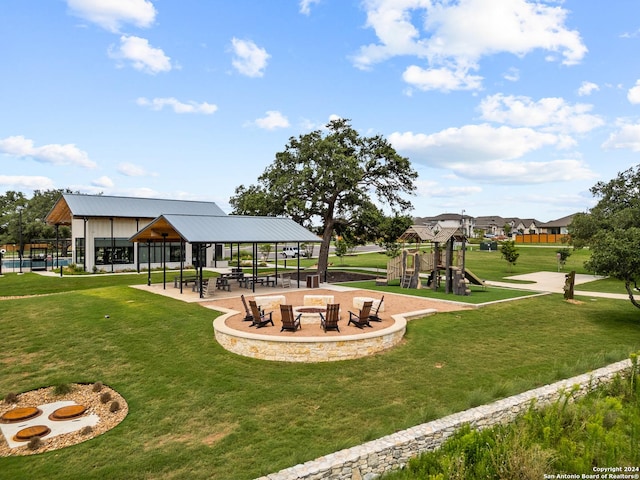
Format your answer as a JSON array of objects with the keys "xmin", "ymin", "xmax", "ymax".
[{"xmin": 486, "ymin": 271, "xmax": 630, "ymax": 300}]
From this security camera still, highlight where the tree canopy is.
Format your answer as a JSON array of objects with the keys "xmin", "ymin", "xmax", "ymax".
[
  {"xmin": 229, "ymin": 118, "xmax": 417, "ymax": 278},
  {"xmin": 0, "ymin": 189, "xmax": 72, "ymax": 248},
  {"xmin": 570, "ymin": 165, "xmax": 640, "ymax": 309}
]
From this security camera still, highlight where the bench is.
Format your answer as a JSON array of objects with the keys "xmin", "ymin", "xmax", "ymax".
[
  {"xmin": 353, "ymin": 296, "xmax": 384, "ymax": 312},
  {"xmin": 253, "ymin": 295, "xmax": 287, "ymax": 313},
  {"xmin": 216, "ymin": 277, "xmax": 232, "ymax": 291}
]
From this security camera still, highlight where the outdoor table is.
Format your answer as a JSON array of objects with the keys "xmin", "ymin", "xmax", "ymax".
[{"xmin": 240, "ymin": 276, "xmax": 264, "ymax": 289}]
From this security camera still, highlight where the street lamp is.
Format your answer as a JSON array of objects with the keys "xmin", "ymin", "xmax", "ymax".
[
  {"xmin": 17, "ymin": 206, "xmax": 23, "ymax": 274},
  {"xmin": 461, "ymin": 209, "xmax": 466, "ymax": 278}
]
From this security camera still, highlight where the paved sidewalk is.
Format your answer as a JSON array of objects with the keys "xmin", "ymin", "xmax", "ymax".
[{"xmin": 486, "ymin": 271, "xmax": 629, "ymax": 300}]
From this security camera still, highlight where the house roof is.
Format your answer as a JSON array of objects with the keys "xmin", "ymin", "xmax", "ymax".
[
  {"xmin": 538, "ymin": 213, "xmax": 577, "ymax": 228},
  {"xmin": 129, "ymin": 214, "xmax": 321, "ymax": 244},
  {"xmin": 46, "ymin": 194, "xmax": 226, "ymax": 225}
]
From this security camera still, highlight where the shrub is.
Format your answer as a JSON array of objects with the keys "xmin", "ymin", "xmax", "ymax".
[
  {"xmin": 27, "ymin": 437, "xmax": 42, "ymax": 450},
  {"xmin": 100, "ymin": 391, "xmax": 112, "ymax": 404},
  {"xmin": 4, "ymin": 392, "xmax": 18, "ymax": 404},
  {"xmin": 109, "ymin": 401, "xmax": 120, "ymax": 413},
  {"xmin": 92, "ymin": 381, "xmax": 103, "ymax": 393},
  {"xmin": 53, "ymin": 383, "xmax": 72, "ymax": 395},
  {"xmin": 80, "ymin": 425, "xmax": 93, "ymax": 436}
]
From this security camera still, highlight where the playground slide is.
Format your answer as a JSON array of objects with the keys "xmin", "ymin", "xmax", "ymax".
[{"xmin": 464, "ymin": 269, "xmax": 485, "ymax": 286}]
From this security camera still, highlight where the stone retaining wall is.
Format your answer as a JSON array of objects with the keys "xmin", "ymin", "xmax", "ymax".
[
  {"xmin": 256, "ymin": 359, "xmax": 632, "ymax": 480},
  {"xmin": 213, "ymin": 313, "xmax": 410, "ymax": 363}
]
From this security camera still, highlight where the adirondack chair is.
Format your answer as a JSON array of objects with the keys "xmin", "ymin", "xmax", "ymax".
[
  {"xmin": 279, "ymin": 304, "xmax": 302, "ymax": 332},
  {"xmin": 368, "ymin": 296, "xmax": 384, "ymax": 322},
  {"xmin": 319, "ymin": 303, "xmax": 340, "ymax": 332},
  {"xmin": 348, "ymin": 301, "xmax": 373, "ymax": 329},
  {"xmin": 248, "ymin": 300, "xmax": 274, "ymax": 328},
  {"xmin": 240, "ymin": 294, "xmax": 255, "ymax": 322}
]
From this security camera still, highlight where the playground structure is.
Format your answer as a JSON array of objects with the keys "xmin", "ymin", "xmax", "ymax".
[{"xmin": 388, "ymin": 225, "xmax": 485, "ymax": 296}]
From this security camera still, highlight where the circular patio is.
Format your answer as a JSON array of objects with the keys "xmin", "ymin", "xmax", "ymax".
[{"xmin": 207, "ymin": 288, "xmax": 469, "ymax": 362}]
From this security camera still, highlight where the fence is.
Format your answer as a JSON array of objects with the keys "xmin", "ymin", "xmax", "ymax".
[{"xmin": 515, "ymin": 233, "xmax": 569, "ymax": 244}]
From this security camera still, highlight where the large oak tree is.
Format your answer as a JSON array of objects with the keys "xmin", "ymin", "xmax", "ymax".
[
  {"xmin": 570, "ymin": 165, "xmax": 640, "ymax": 309},
  {"xmin": 229, "ymin": 118, "xmax": 417, "ymax": 279}
]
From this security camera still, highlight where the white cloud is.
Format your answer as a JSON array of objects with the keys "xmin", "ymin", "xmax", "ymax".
[
  {"xmin": 109, "ymin": 35, "xmax": 172, "ymax": 74},
  {"xmin": 416, "ymin": 180, "xmax": 482, "ymax": 197},
  {"xmin": 92, "ymin": 175, "xmax": 114, "ymax": 188},
  {"xmin": 389, "ymin": 124, "xmax": 597, "ymax": 184},
  {"xmin": 354, "ymin": 0, "xmax": 586, "ymax": 90},
  {"xmin": 136, "ymin": 97, "xmax": 218, "ymax": 114},
  {"xmin": 0, "ymin": 135, "xmax": 96, "ymax": 168},
  {"xmin": 627, "ymin": 80, "xmax": 640, "ymax": 104},
  {"xmin": 577, "ymin": 81, "xmax": 599, "ymax": 96},
  {"xmin": 390, "ymin": 124, "xmax": 572, "ymax": 165},
  {"xmin": 402, "ymin": 64, "xmax": 483, "ymax": 92},
  {"xmin": 230, "ymin": 38, "xmax": 270, "ymax": 77},
  {"xmin": 602, "ymin": 122, "xmax": 640, "ymax": 151},
  {"xmin": 479, "ymin": 94, "xmax": 604, "ymax": 133},
  {"xmin": 117, "ymin": 162, "xmax": 157, "ymax": 177},
  {"xmin": 0, "ymin": 175, "xmax": 55, "ymax": 190},
  {"xmin": 67, "ymin": 0, "xmax": 156, "ymax": 33},
  {"xmin": 254, "ymin": 111, "xmax": 290, "ymax": 130},
  {"xmin": 503, "ymin": 67, "xmax": 520, "ymax": 82},
  {"xmin": 450, "ymin": 159, "xmax": 597, "ymax": 184},
  {"xmin": 299, "ymin": 0, "xmax": 321, "ymax": 15}
]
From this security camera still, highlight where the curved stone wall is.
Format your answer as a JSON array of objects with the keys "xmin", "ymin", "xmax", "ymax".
[{"xmin": 212, "ymin": 309, "xmax": 435, "ymax": 363}]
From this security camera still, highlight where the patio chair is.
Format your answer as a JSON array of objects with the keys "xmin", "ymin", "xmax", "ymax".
[
  {"xmin": 368, "ymin": 296, "xmax": 384, "ymax": 322},
  {"xmin": 248, "ymin": 300, "xmax": 274, "ymax": 328},
  {"xmin": 319, "ymin": 303, "xmax": 340, "ymax": 332},
  {"xmin": 348, "ymin": 301, "xmax": 373, "ymax": 329},
  {"xmin": 279, "ymin": 304, "xmax": 302, "ymax": 332}
]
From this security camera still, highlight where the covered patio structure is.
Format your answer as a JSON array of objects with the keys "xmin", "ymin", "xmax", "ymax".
[{"xmin": 129, "ymin": 214, "xmax": 320, "ymax": 297}]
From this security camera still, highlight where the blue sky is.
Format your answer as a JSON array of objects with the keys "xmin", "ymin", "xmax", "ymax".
[{"xmin": 2, "ymin": 0, "xmax": 640, "ymax": 222}]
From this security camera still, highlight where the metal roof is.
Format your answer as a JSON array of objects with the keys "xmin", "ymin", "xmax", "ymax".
[
  {"xmin": 398, "ymin": 225, "xmax": 463, "ymax": 243},
  {"xmin": 46, "ymin": 193, "xmax": 225, "ymax": 225},
  {"xmin": 129, "ymin": 214, "xmax": 321, "ymax": 244}
]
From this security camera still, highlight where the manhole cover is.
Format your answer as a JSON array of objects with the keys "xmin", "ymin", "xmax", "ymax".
[
  {"xmin": 14, "ymin": 425, "xmax": 50, "ymax": 441},
  {"xmin": 0, "ymin": 407, "xmax": 41, "ymax": 423},
  {"xmin": 49, "ymin": 405, "xmax": 87, "ymax": 421}
]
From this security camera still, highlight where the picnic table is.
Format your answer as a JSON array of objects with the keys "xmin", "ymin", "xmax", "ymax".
[
  {"xmin": 173, "ymin": 275, "xmax": 199, "ymax": 288},
  {"xmin": 239, "ymin": 275, "xmax": 276, "ymax": 289}
]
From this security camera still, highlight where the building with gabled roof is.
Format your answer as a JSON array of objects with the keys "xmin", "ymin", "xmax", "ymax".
[
  {"xmin": 46, "ymin": 194, "xmax": 319, "ymax": 274},
  {"xmin": 538, "ymin": 213, "xmax": 577, "ymax": 234}
]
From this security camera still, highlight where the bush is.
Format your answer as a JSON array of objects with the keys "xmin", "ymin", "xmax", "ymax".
[
  {"xmin": 53, "ymin": 383, "xmax": 72, "ymax": 395},
  {"xmin": 4, "ymin": 392, "xmax": 18, "ymax": 404},
  {"xmin": 92, "ymin": 381, "xmax": 103, "ymax": 393},
  {"xmin": 100, "ymin": 391, "xmax": 112, "ymax": 404},
  {"xmin": 27, "ymin": 437, "xmax": 43, "ymax": 450},
  {"xmin": 109, "ymin": 401, "xmax": 120, "ymax": 413}
]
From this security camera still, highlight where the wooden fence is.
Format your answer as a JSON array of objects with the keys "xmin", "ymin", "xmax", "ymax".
[{"xmin": 515, "ymin": 234, "xmax": 569, "ymax": 244}]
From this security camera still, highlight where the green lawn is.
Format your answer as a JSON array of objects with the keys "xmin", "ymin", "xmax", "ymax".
[{"xmin": 0, "ymin": 270, "xmax": 639, "ymax": 479}]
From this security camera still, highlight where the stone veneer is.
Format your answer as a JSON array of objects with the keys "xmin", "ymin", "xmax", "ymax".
[
  {"xmin": 212, "ymin": 309, "xmax": 436, "ymax": 362},
  {"xmin": 255, "ymin": 359, "xmax": 633, "ymax": 480}
]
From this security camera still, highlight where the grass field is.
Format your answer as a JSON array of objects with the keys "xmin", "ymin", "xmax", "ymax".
[{"xmin": 0, "ymin": 245, "xmax": 639, "ymax": 479}]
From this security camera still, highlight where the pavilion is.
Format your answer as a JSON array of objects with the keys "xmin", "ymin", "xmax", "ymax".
[{"xmin": 129, "ymin": 213, "xmax": 321, "ymax": 296}]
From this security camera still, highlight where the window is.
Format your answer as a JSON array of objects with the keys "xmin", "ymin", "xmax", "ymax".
[
  {"xmin": 138, "ymin": 242, "xmax": 184, "ymax": 264},
  {"xmin": 75, "ymin": 238, "xmax": 85, "ymax": 264},
  {"xmin": 95, "ymin": 238, "xmax": 134, "ymax": 265}
]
